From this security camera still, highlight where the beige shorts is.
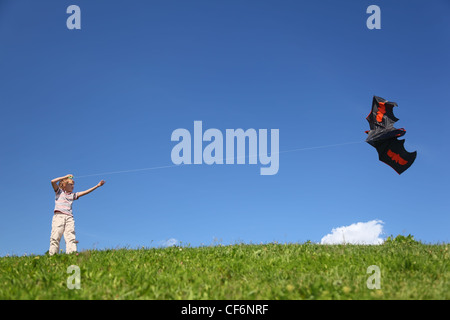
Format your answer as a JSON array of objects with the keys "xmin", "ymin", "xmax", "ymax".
[{"xmin": 49, "ymin": 212, "xmax": 77, "ymax": 255}]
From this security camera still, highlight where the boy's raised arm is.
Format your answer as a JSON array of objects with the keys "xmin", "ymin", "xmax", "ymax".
[
  {"xmin": 77, "ymin": 180, "xmax": 105, "ymax": 198},
  {"xmin": 51, "ymin": 174, "xmax": 73, "ymax": 192}
]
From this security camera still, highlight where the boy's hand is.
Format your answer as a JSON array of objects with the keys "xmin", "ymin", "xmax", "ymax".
[
  {"xmin": 97, "ymin": 180, "xmax": 106, "ymax": 187},
  {"xmin": 65, "ymin": 174, "xmax": 74, "ymax": 179}
]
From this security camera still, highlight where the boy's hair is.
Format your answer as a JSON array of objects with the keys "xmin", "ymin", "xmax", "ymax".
[{"xmin": 59, "ymin": 178, "xmax": 75, "ymax": 191}]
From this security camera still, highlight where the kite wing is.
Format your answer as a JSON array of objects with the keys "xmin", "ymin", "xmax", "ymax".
[
  {"xmin": 366, "ymin": 96, "xmax": 399, "ymax": 131},
  {"xmin": 365, "ymin": 96, "xmax": 417, "ymax": 174}
]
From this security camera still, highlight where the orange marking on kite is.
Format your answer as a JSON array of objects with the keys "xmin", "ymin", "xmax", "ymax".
[
  {"xmin": 376, "ymin": 102, "xmax": 386, "ymax": 122},
  {"xmin": 387, "ymin": 149, "xmax": 408, "ymax": 165}
]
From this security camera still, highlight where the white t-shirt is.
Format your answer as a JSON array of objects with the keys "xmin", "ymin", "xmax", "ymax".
[{"xmin": 54, "ymin": 188, "xmax": 78, "ymax": 216}]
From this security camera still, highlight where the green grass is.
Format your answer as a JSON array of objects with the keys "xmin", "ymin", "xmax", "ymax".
[{"xmin": 0, "ymin": 241, "xmax": 448, "ymax": 300}]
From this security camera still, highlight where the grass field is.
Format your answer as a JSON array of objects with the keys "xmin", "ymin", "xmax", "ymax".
[{"xmin": 0, "ymin": 238, "xmax": 448, "ymax": 300}]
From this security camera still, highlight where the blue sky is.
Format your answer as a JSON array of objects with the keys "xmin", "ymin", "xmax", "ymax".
[{"xmin": 0, "ymin": 0, "xmax": 449, "ymax": 256}]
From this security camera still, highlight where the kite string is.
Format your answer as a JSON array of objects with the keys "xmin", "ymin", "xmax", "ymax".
[
  {"xmin": 277, "ymin": 140, "xmax": 362, "ymax": 154},
  {"xmin": 75, "ymin": 140, "xmax": 363, "ymax": 179},
  {"xmin": 75, "ymin": 164, "xmax": 183, "ymax": 179}
]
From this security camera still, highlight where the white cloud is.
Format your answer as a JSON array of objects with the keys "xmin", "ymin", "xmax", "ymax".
[
  {"xmin": 320, "ymin": 220, "xmax": 385, "ymax": 245},
  {"xmin": 159, "ymin": 238, "xmax": 179, "ymax": 247}
]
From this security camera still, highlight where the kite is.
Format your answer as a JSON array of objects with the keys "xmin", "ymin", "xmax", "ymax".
[{"xmin": 365, "ymin": 96, "xmax": 417, "ymax": 174}]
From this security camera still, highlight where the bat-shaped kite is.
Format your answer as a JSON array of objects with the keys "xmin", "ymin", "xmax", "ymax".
[{"xmin": 365, "ymin": 96, "xmax": 417, "ymax": 174}]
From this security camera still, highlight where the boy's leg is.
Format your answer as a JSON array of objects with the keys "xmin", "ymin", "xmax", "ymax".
[
  {"xmin": 49, "ymin": 214, "xmax": 65, "ymax": 255},
  {"xmin": 64, "ymin": 215, "xmax": 77, "ymax": 254}
]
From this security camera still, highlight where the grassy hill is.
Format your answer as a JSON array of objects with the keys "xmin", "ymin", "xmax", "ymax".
[{"xmin": 0, "ymin": 239, "xmax": 448, "ymax": 300}]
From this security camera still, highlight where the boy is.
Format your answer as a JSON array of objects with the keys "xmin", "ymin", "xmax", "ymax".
[{"xmin": 49, "ymin": 174, "xmax": 105, "ymax": 255}]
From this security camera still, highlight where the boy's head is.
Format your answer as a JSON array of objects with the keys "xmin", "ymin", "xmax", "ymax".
[{"xmin": 59, "ymin": 177, "xmax": 75, "ymax": 193}]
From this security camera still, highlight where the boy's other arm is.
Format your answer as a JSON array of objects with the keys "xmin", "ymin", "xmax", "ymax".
[
  {"xmin": 77, "ymin": 180, "xmax": 105, "ymax": 198},
  {"xmin": 51, "ymin": 174, "xmax": 73, "ymax": 192}
]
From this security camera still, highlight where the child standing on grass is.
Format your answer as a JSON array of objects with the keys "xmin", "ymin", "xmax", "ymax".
[{"xmin": 49, "ymin": 174, "xmax": 105, "ymax": 255}]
